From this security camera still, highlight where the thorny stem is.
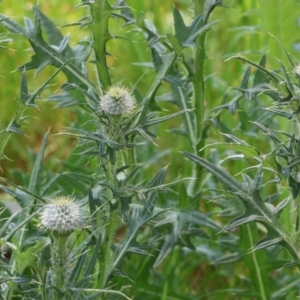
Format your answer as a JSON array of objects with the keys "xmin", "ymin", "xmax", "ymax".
[
  {"xmin": 50, "ymin": 233, "xmax": 71, "ymax": 299},
  {"xmin": 97, "ymin": 154, "xmax": 122, "ymax": 294},
  {"xmin": 89, "ymin": 0, "xmax": 112, "ymax": 92},
  {"xmin": 98, "ymin": 208, "xmax": 119, "ymax": 290},
  {"xmin": 193, "ymin": 0, "xmax": 206, "ymax": 141},
  {"xmin": 187, "ymin": 0, "xmax": 207, "ymax": 195},
  {"xmin": 189, "ymin": 0, "xmax": 216, "ymax": 194},
  {"xmin": 88, "ymin": 1, "xmax": 121, "ymax": 292}
]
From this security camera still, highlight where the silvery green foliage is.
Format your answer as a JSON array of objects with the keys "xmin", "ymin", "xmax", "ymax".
[
  {"xmin": 0, "ymin": 1, "xmax": 219, "ymax": 299},
  {"xmin": 184, "ymin": 45, "xmax": 300, "ymax": 265}
]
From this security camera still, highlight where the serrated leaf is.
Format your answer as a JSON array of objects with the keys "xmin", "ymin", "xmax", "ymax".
[
  {"xmin": 154, "ymin": 232, "xmax": 176, "ymax": 268},
  {"xmin": 171, "ymin": 85, "xmax": 197, "ymax": 147},
  {"xmin": 279, "ymin": 60, "xmax": 294, "ymax": 93},
  {"xmin": 252, "ymin": 236, "xmax": 283, "ymax": 251},
  {"xmin": 182, "ymin": 151, "xmax": 248, "ymax": 195},
  {"xmin": 263, "ymin": 107, "xmax": 293, "ymax": 119},
  {"xmin": 213, "ymin": 252, "xmax": 242, "ymax": 265},
  {"xmin": 6, "ymin": 120, "xmax": 23, "ymax": 135},
  {"xmin": 241, "ymin": 66, "xmax": 251, "ymax": 89},
  {"xmin": 0, "ymin": 9, "xmax": 96, "ymax": 103},
  {"xmin": 141, "ymin": 109, "xmax": 193, "ymax": 127},
  {"xmin": 173, "ymin": 7, "xmax": 217, "ymax": 47},
  {"xmin": 226, "ymin": 55, "xmax": 281, "ymax": 85},
  {"xmin": 0, "ymin": 185, "xmax": 30, "ymax": 207},
  {"xmin": 112, "ymin": 0, "xmax": 135, "ymax": 27},
  {"xmin": 28, "ymin": 129, "xmax": 49, "ymax": 198},
  {"xmin": 224, "ymin": 214, "xmax": 265, "ymax": 231},
  {"xmin": 273, "ymin": 197, "xmax": 290, "ymax": 217},
  {"xmin": 126, "ymin": 246, "xmax": 149, "ymax": 256},
  {"xmin": 201, "ymin": 142, "xmax": 261, "ymax": 158},
  {"xmin": 253, "ymin": 54, "xmax": 269, "ymax": 86},
  {"xmin": 146, "ymin": 50, "xmax": 176, "ymax": 103},
  {"xmin": 1, "ymin": 209, "xmax": 40, "ymax": 240},
  {"xmin": 182, "ymin": 152, "xmax": 288, "ymax": 235}
]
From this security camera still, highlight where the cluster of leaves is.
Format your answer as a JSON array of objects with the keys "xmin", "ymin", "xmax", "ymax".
[
  {"xmin": 181, "ymin": 38, "xmax": 300, "ymax": 298},
  {"xmin": 0, "ymin": 1, "xmax": 222, "ymax": 299}
]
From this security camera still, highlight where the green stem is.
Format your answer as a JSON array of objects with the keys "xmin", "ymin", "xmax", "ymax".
[
  {"xmin": 89, "ymin": 0, "xmax": 112, "ymax": 92},
  {"xmin": 124, "ymin": 135, "xmax": 136, "ymax": 175},
  {"xmin": 246, "ymin": 224, "xmax": 268, "ymax": 300},
  {"xmin": 186, "ymin": 1, "xmax": 207, "ymax": 194},
  {"xmin": 51, "ymin": 233, "xmax": 70, "ymax": 299},
  {"xmin": 97, "ymin": 151, "xmax": 124, "ymax": 291},
  {"xmin": 189, "ymin": 0, "xmax": 214, "ymax": 194},
  {"xmin": 98, "ymin": 208, "xmax": 119, "ymax": 289},
  {"xmin": 193, "ymin": 0, "xmax": 206, "ymax": 141}
]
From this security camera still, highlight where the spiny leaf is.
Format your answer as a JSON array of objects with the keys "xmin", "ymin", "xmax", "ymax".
[
  {"xmin": 146, "ymin": 50, "xmax": 176, "ymax": 108},
  {"xmin": 172, "ymin": 7, "xmax": 218, "ymax": 48},
  {"xmin": 213, "ymin": 252, "xmax": 242, "ymax": 265},
  {"xmin": 171, "ymin": 85, "xmax": 197, "ymax": 147},
  {"xmin": 26, "ymin": 129, "xmax": 50, "ymax": 201},
  {"xmin": 253, "ymin": 54, "xmax": 269, "ymax": 86},
  {"xmin": 224, "ymin": 213, "xmax": 265, "ymax": 231},
  {"xmin": 182, "ymin": 151, "xmax": 248, "ymax": 195},
  {"xmin": 201, "ymin": 142, "xmax": 261, "ymax": 158},
  {"xmin": 141, "ymin": 109, "xmax": 193, "ymax": 127},
  {"xmin": 0, "ymin": 9, "xmax": 96, "ymax": 94},
  {"xmin": 226, "ymin": 55, "xmax": 282, "ymax": 85},
  {"xmin": 154, "ymin": 233, "xmax": 176, "ymax": 267},
  {"xmin": 6, "ymin": 120, "xmax": 23, "ymax": 135},
  {"xmin": 182, "ymin": 152, "xmax": 289, "ymax": 233},
  {"xmin": 252, "ymin": 236, "xmax": 283, "ymax": 251}
]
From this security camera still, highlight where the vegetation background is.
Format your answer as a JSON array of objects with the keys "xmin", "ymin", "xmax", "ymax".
[
  {"xmin": 2, "ymin": 0, "xmax": 300, "ymax": 181},
  {"xmin": 2, "ymin": 0, "xmax": 300, "ymax": 299}
]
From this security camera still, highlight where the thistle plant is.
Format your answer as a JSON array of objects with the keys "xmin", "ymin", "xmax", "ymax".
[
  {"xmin": 2, "ymin": 0, "xmax": 300, "ymax": 299},
  {"xmin": 0, "ymin": 1, "xmax": 218, "ymax": 299}
]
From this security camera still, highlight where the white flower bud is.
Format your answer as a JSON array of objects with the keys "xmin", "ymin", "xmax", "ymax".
[
  {"xmin": 40, "ymin": 197, "xmax": 84, "ymax": 234},
  {"xmin": 100, "ymin": 85, "xmax": 136, "ymax": 116}
]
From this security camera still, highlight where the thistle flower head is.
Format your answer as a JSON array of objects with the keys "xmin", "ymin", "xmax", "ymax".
[
  {"xmin": 40, "ymin": 197, "xmax": 84, "ymax": 234},
  {"xmin": 100, "ymin": 85, "xmax": 136, "ymax": 116}
]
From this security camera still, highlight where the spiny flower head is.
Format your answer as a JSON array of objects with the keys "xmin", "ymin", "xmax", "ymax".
[
  {"xmin": 40, "ymin": 197, "xmax": 84, "ymax": 234},
  {"xmin": 100, "ymin": 85, "xmax": 136, "ymax": 116}
]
